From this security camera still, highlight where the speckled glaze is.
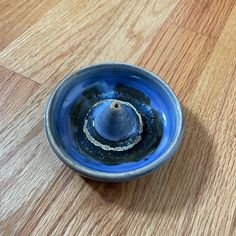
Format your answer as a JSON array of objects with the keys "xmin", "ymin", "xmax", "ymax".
[{"xmin": 45, "ymin": 63, "xmax": 184, "ymax": 182}]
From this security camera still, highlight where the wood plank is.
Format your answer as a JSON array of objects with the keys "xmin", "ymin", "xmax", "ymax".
[
  {"xmin": 168, "ymin": 0, "xmax": 236, "ymax": 38},
  {"xmin": 0, "ymin": 67, "xmax": 42, "ymax": 235},
  {"xmin": 0, "ymin": 66, "xmax": 40, "ymax": 127},
  {"xmin": 180, "ymin": 6, "xmax": 236, "ymax": 234},
  {"xmin": 0, "ymin": 0, "xmax": 236, "ymax": 235},
  {"xmin": 138, "ymin": 22, "xmax": 216, "ymax": 101},
  {"xmin": 0, "ymin": 0, "xmax": 179, "ymax": 84},
  {"xmin": 0, "ymin": 0, "xmax": 59, "ymax": 51},
  {"xmin": 0, "ymin": 130, "xmax": 64, "ymax": 235}
]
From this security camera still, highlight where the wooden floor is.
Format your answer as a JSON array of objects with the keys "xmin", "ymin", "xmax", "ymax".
[{"xmin": 0, "ymin": 0, "xmax": 236, "ymax": 235}]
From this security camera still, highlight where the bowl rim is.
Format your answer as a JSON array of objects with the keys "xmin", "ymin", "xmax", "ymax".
[{"xmin": 45, "ymin": 62, "xmax": 184, "ymax": 182}]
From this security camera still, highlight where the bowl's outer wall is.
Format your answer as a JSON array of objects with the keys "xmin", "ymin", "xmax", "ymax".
[{"xmin": 45, "ymin": 63, "xmax": 184, "ymax": 182}]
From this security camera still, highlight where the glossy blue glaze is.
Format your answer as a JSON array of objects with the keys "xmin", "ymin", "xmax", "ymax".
[{"xmin": 45, "ymin": 63, "xmax": 184, "ymax": 182}]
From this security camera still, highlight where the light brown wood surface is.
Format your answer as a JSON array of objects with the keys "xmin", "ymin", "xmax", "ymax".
[{"xmin": 0, "ymin": 0, "xmax": 236, "ymax": 235}]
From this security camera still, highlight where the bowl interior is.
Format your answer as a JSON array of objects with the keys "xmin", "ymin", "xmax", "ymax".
[{"xmin": 47, "ymin": 64, "xmax": 182, "ymax": 174}]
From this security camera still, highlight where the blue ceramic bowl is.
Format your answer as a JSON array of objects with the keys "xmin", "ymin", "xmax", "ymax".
[{"xmin": 45, "ymin": 63, "xmax": 184, "ymax": 182}]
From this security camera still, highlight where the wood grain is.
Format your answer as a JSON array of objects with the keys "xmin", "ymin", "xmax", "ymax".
[
  {"xmin": 138, "ymin": 22, "xmax": 216, "ymax": 99},
  {"xmin": 0, "ymin": 66, "xmax": 40, "ymax": 126},
  {"xmin": 0, "ymin": 0, "xmax": 236, "ymax": 235},
  {"xmin": 0, "ymin": 0, "xmax": 179, "ymax": 84},
  {"xmin": 168, "ymin": 0, "xmax": 236, "ymax": 38},
  {"xmin": 0, "ymin": 0, "xmax": 59, "ymax": 50}
]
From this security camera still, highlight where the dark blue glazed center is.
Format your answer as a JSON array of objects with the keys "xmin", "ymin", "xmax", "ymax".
[{"xmin": 70, "ymin": 83, "xmax": 163, "ymax": 164}]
